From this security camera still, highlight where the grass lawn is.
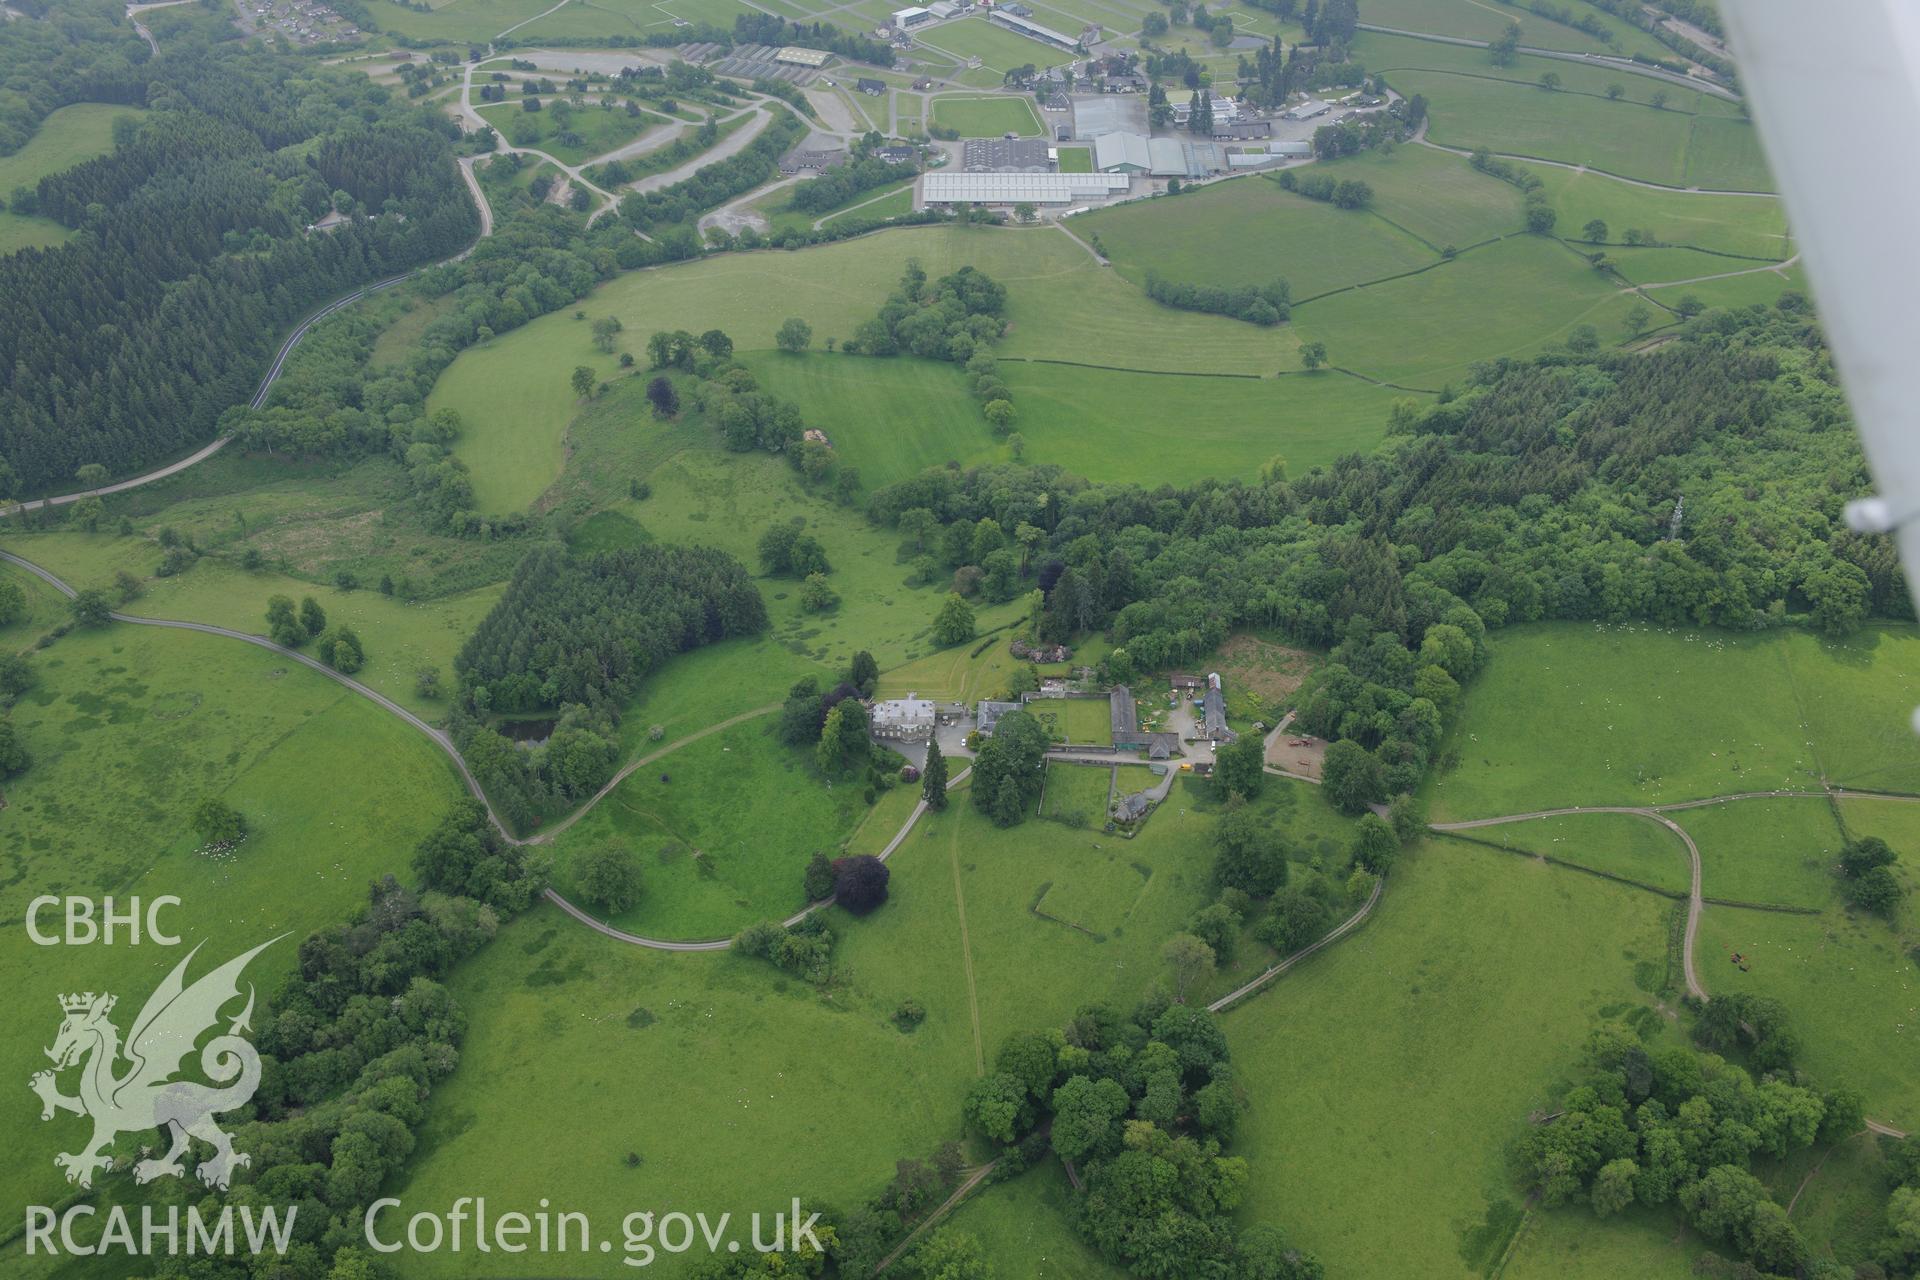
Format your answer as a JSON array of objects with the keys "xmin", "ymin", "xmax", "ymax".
[
  {"xmin": 929, "ymin": 93, "xmax": 1045, "ymax": 137},
  {"xmin": 1290, "ymin": 234, "xmax": 1647, "ymax": 387},
  {"xmin": 1040, "ymin": 760, "xmax": 1114, "ymax": 823},
  {"xmin": 0, "ymin": 622, "xmax": 464, "ymax": 1218},
  {"xmin": 1685, "ymin": 114, "xmax": 1778, "ymax": 191},
  {"xmin": 431, "ymin": 225, "xmax": 1299, "ymax": 511},
  {"xmin": 1699, "ymin": 898, "xmax": 1920, "ymax": 1130},
  {"xmin": 1443, "ymin": 811, "xmax": 1693, "ymax": 897},
  {"xmin": 1523, "ymin": 164, "xmax": 1790, "ymax": 259},
  {"xmin": 476, "ymin": 100, "xmax": 657, "ymax": 166},
  {"xmin": 919, "ymin": 19, "xmax": 1073, "ymax": 75},
  {"xmin": 1225, "ymin": 840, "xmax": 1677, "ymax": 1278},
  {"xmin": 545, "ymin": 717, "xmax": 870, "ymax": 940},
  {"xmin": 1675, "ymin": 796, "xmax": 1846, "ymax": 908},
  {"xmin": 1077, "ymin": 173, "xmax": 1441, "ymax": 301},
  {"xmin": 1056, "ymin": 145, "xmax": 1093, "ymax": 173},
  {"xmin": 823, "ymin": 184, "xmax": 914, "ymax": 228},
  {"xmin": 1026, "ymin": 696, "xmax": 1111, "ymax": 744},
  {"xmin": 0, "ymin": 211, "xmax": 72, "ymax": 254}
]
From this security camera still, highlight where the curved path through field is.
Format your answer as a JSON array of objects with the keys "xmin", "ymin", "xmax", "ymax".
[
  {"xmin": 1415, "ymin": 134, "xmax": 1776, "ymax": 198},
  {"xmin": 1430, "ymin": 789, "xmax": 1915, "ymax": 1137}
]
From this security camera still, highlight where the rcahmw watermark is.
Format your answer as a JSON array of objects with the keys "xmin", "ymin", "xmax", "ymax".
[{"xmin": 25, "ymin": 1204, "xmax": 296, "ymax": 1257}]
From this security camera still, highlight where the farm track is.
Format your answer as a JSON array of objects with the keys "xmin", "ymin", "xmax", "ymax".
[{"xmin": 1431, "ymin": 790, "xmax": 1915, "ymax": 1139}]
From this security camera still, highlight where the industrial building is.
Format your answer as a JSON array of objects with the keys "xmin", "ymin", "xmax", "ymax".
[
  {"xmin": 987, "ymin": 9, "xmax": 1079, "ymax": 49},
  {"xmin": 891, "ymin": 6, "xmax": 933, "ymax": 28},
  {"xmin": 1092, "ymin": 131, "xmax": 1215, "ymax": 177},
  {"xmin": 962, "ymin": 135, "xmax": 1052, "ymax": 171},
  {"xmin": 923, "ymin": 171, "xmax": 1131, "ymax": 204},
  {"xmin": 1282, "ymin": 98, "xmax": 1332, "ymax": 119},
  {"xmin": 772, "ymin": 46, "xmax": 830, "ymax": 67}
]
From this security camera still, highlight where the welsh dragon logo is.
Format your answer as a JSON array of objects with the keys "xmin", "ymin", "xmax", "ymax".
[{"xmin": 30, "ymin": 937, "xmax": 281, "ymax": 1190}]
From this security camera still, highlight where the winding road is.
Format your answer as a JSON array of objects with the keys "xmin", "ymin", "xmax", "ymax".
[{"xmin": 1430, "ymin": 790, "xmax": 1914, "ymax": 1138}]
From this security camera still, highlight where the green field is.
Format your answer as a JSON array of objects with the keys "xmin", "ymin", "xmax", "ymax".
[
  {"xmin": 0, "ymin": 102, "xmax": 148, "ymax": 255},
  {"xmin": 1056, "ymin": 144, "xmax": 1093, "ymax": 173},
  {"xmin": 1031, "ymin": 696, "xmax": 1112, "ymax": 744},
  {"xmin": 943, "ymin": 1161, "xmax": 1127, "ymax": 1278},
  {"xmin": 743, "ymin": 348, "xmax": 1403, "ymax": 490},
  {"xmin": 1226, "ymin": 841, "xmax": 1677, "ymax": 1278},
  {"xmin": 1313, "ymin": 142, "xmax": 1525, "ymax": 250},
  {"xmin": 929, "ymin": 93, "xmax": 1045, "ymax": 137},
  {"xmin": 1699, "ymin": 892, "xmax": 1920, "ymax": 1130},
  {"xmin": 394, "ymin": 786, "xmax": 1226, "ymax": 1276},
  {"xmin": 1078, "ymin": 173, "xmax": 1441, "ymax": 301},
  {"xmin": 1503, "ymin": 1204, "xmax": 1708, "ymax": 1280},
  {"xmin": 1435, "ymin": 624, "xmax": 1920, "ymax": 820},
  {"xmin": 1444, "ymin": 810, "xmax": 1692, "ymax": 895},
  {"xmin": 2, "ymin": 526, "xmax": 505, "ymax": 718},
  {"xmin": 431, "ymin": 226, "xmax": 1299, "ymax": 512},
  {"xmin": 545, "ymin": 717, "xmax": 868, "ymax": 940},
  {"xmin": 1644, "ymin": 260, "xmax": 1806, "ymax": 312},
  {"xmin": 1356, "ymin": 0, "xmax": 1670, "ymax": 59},
  {"xmin": 1040, "ymin": 760, "xmax": 1114, "ymax": 823},
  {"xmin": 1524, "ymin": 163, "xmax": 1790, "ymax": 259},
  {"xmin": 0, "ymin": 622, "xmax": 464, "ymax": 1216},
  {"xmin": 919, "ymin": 19, "xmax": 1073, "ymax": 76},
  {"xmin": 1676, "ymin": 797, "xmax": 1846, "ymax": 908},
  {"xmin": 1291, "ymin": 234, "xmax": 1650, "ymax": 387}
]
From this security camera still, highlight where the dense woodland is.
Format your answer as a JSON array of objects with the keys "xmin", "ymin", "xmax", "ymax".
[
  {"xmin": 450, "ymin": 544, "xmax": 765, "ymax": 831},
  {"xmin": 0, "ymin": 6, "xmax": 477, "ymax": 495}
]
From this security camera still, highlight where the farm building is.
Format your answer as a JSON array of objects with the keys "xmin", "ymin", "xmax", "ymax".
[
  {"xmin": 892, "ymin": 6, "xmax": 933, "ymax": 28},
  {"xmin": 1109, "ymin": 686, "xmax": 1139, "ymax": 741},
  {"xmin": 1282, "ymin": 98, "xmax": 1332, "ymax": 120},
  {"xmin": 871, "ymin": 697, "xmax": 936, "ymax": 743},
  {"xmin": 927, "ymin": 0, "xmax": 960, "ymax": 14},
  {"xmin": 1170, "ymin": 674, "xmax": 1203, "ymax": 692},
  {"xmin": 988, "ymin": 10, "xmax": 1079, "ymax": 50},
  {"xmin": 1093, "ymin": 132, "xmax": 1204, "ymax": 177},
  {"xmin": 1103, "ymin": 73, "xmax": 1148, "ymax": 93},
  {"xmin": 1201, "ymin": 673, "xmax": 1236, "ymax": 743},
  {"xmin": 923, "ymin": 171, "xmax": 1130, "ymax": 204},
  {"xmin": 857, "ymin": 77, "xmax": 886, "ymax": 94},
  {"xmin": 1213, "ymin": 119, "xmax": 1271, "ymax": 140},
  {"xmin": 773, "ymin": 47, "xmax": 831, "ymax": 67},
  {"xmin": 876, "ymin": 144, "xmax": 920, "ymax": 165}
]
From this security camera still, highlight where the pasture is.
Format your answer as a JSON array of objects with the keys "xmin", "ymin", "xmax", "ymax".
[
  {"xmin": 943, "ymin": 1162, "xmax": 1126, "ymax": 1278},
  {"xmin": 1226, "ymin": 841, "xmax": 1676, "ymax": 1278},
  {"xmin": 1356, "ymin": 0, "xmax": 1668, "ymax": 59},
  {"xmin": 1077, "ymin": 173, "xmax": 1440, "ymax": 300},
  {"xmin": 0, "ymin": 622, "xmax": 464, "ymax": 1216},
  {"xmin": 1434, "ymin": 623, "xmax": 1920, "ymax": 818},
  {"xmin": 1315, "ymin": 142, "xmax": 1525, "ymax": 250},
  {"xmin": 1290, "ymin": 234, "xmax": 1649, "ymax": 388},
  {"xmin": 545, "ymin": 717, "xmax": 867, "ymax": 940},
  {"xmin": 431, "ymin": 226, "xmax": 1300, "ymax": 511},
  {"xmin": 2, "ymin": 526, "xmax": 505, "ymax": 717},
  {"xmin": 929, "ymin": 93, "xmax": 1045, "ymax": 137},
  {"xmin": 1523, "ymin": 164, "xmax": 1790, "ymax": 259},
  {"xmin": 1675, "ymin": 797, "xmax": 1845, "ymax": 909},
  {"xmin": 1644, "ymin": 261, "xmax": 1806, "ymax": 312},
  {"xmin": 394, "ymin": 782, "xmax": 1225, "ymax": 1276},
  {"xmin": 1698, "ymin": 891, "xmax": 1920, "ymax": 1131},
  {"xmin": 1442, "ymin": 811, "xmax": 1692, "ymax": 896}
]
